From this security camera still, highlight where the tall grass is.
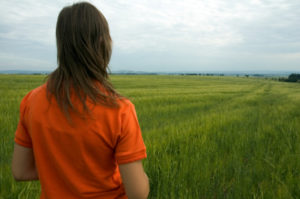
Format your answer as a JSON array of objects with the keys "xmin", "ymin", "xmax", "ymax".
[{"xmin": 1, "ymin": 75, "xmax": 299, "ymax": 198}]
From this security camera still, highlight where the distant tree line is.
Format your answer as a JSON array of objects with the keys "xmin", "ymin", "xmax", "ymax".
[
  {"xmin": 181, "ymin": 73, "xmax": 224, "ymax": 76},
  {"xmin": 278, "ymin": 73, "xmax": 300, "ymax": 83}
]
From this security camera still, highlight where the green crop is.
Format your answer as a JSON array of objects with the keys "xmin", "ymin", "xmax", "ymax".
[{"xmin": 1, "ymin": 74, "xmax": 299, "ymax": 199}]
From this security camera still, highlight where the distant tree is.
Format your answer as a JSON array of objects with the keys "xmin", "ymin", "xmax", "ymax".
[
  {"xmin": 286, "ymin": 73, "xmax": 300, "ymax": 82},
  {"xmin": 245, "ymin": 74, "xmax": 249, "ymax": 78}
]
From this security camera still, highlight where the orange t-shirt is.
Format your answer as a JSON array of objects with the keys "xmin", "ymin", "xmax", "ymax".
[{"xmin": 14, "ymin": 83, "xmax": 147, "ymax": 199}]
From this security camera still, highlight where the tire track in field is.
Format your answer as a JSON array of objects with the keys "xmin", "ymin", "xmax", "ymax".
[
  {"xmin": 154, "ymin": 81, "xmax": 287, "ymax": 136},
  {"xmin": 140, "ymin": 82, "xmax": 267, "ymax": 133}
]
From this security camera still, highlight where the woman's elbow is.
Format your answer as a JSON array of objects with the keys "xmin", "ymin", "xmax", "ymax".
[
  {"xmin": 129, "ymin": 187, "xmax": 149, "ymax": 199},
  {"xmin": 119, "ymin": 161, "xmax": 150, "ymax": 199},
  {"xmin": 128, "ymin": 176, "xmax": 150, "ymax": 199},
  {"xmin": 143, "ymin": 184, "xmax": 150, "ymax": 199},
  {"xmin": 12, "ymin": 169, "xmax": 24, "ymax": 181},
  {"xmin": 11, "ymin": 167, "xmax": 39, "ymax": 181},
  {"xmin": 140, "ymin": 182, "xmax": 150, "ymax": 199},
  {"xmin": 142, "ymin": 174, "xmax": 150, "ymax": 199}
]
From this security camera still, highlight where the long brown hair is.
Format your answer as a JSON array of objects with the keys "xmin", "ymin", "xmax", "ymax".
[{"xmin": 47, "ymin": 2, "xmax": 120, "ymax": 117}]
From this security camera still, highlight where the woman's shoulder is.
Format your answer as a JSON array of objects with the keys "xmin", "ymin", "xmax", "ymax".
[
  {"xmin": 117, "ymin": 97, "xmax": 136, "ymax": 112},
  {"xmin": 18, "ymin": 84, "xmax": 47, "ymax": 115},
  {"xmin": 21, "ymin": 84, "xmax": 47, "ymax": 103}
]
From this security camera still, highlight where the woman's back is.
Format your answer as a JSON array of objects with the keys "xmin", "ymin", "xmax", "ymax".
[{"xmin": 15, "ymin": 83, "xmax": 146, "ymax": 198}]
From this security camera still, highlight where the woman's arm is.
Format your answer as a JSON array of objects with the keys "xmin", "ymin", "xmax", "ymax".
[
  {"xmin": 12, "ymin": 143, "xmax": 39, "ymax": 181},
  {"xmin": 119, "ymin": 160, "xmax": 149, "ymax": 199}
]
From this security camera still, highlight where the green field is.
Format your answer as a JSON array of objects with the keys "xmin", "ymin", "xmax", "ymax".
[{"xmin": 1, "ymin": 74, "xmax": 300, "ymax": 199}]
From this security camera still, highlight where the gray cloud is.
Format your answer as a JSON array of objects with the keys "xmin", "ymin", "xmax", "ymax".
[{"xmin": 0, "ymin": 0, "xmax": 299, "ymax": 72}]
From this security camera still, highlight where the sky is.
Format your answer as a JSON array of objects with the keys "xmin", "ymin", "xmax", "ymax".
[{"xmin": 0, "ymin": 0, "xmax": 300, "ymax": 72}]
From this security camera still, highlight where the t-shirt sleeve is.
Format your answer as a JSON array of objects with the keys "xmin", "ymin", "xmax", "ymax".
[
  {"xmin": 14, "ymin": 92, "xmax": 32, "ymax": 148},
  {"xmin": 115, "ymin": 101, "xmax": 147, "ymax": 164}
]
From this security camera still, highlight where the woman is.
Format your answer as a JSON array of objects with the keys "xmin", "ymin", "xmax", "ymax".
[{"xmin": 12, "ymin": 2, "xmax": 149, "ymax": 199}]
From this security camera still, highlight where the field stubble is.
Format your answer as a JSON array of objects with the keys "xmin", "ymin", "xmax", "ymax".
[{"xmin": 0, "ymin": 75, "xmax": 299, "ymax": 199}]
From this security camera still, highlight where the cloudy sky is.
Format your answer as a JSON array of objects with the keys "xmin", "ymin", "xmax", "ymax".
[{"xmin": 0, "ymin": 0, "xmax": 300, "ymax": 72}]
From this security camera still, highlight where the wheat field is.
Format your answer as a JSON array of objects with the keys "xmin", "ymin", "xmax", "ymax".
[{"xmin": 1, "ymin": 74, "xmax": 299, "ymax": 199}]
